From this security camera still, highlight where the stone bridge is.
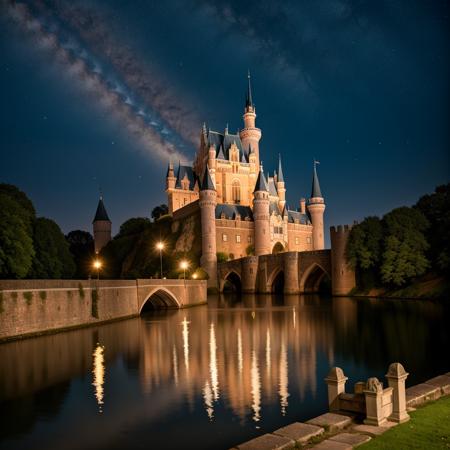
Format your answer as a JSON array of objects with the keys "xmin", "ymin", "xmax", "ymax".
[
  {"xmin": 217, "ymin": 250, "xmax": 332, "ymax": 294},
  {"xmin": 217, "ymin": 226, "xmax": 356, "ymax": 295},
  {"xmin": 0, "ymin": 279, "xmax": 207, "ymax": 341}
]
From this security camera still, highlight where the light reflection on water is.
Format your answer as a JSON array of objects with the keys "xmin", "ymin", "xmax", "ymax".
[{"xmin": 0, "ymin": 294, "xmax": 449, "ymax": 450}]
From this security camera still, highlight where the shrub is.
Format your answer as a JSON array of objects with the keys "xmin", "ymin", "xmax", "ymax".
[
  {"xmin": 91, "ymin": 289, "xmax": 99, "ymax": 318},
  {"xmin": 39, "ymin": 291, "xmax": 47, "ymax": 301},
  {"xmin": 23, "ymin": 291, "xmax": 33, "ymax": 305},
  {"xmin": 217, "ymin": 252, "xmax": 229, "ymax": 263},
  {"xmin": 246, "ymin": 245, "xmax": 255, "ymax": 256},
  {"xmin": 78, "ymin": 283, "xmax": 85, "ymax": 299}
]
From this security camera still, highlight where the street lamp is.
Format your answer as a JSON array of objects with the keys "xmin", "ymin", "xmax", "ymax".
[
  {"xmin": 180, "ymin": 260, "xmax": 189, "ymax": 282},
  {"xmin": 93, "ymin": 259, "xmax": 102, "ymax": 280},
  {"xmin": 156, "ymin": 241, "xmax": 165, "ymax": 279},
  {"xmin": 192, "ymin": 273, "xmax": 197, "ymax": 279}
]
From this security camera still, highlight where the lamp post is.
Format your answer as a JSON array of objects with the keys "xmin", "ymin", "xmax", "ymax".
[
  {"xmin": 180, "ymin": 260, "xmax": 189, "ymax": 285},
  {"xmin": 156, "ymin": 242, "xmax": 164, "ymax": 279},
  {"xmin": 93, "ymin": 259, "xmax": 102, "ymax": 280}
]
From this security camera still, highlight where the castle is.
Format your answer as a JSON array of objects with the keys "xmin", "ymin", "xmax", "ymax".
[{"xmin": 165, "ymin": 73, "xmax": 326, "ymax": 286}]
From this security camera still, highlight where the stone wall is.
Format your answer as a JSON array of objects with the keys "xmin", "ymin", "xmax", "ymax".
[{"xmin": 0, "ymin": 279, "xmax": 207, "ymax": 341}]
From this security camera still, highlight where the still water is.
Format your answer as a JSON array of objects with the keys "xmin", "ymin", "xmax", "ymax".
[{"xmin": 1, "ymin": 294, "xmax": 449, "ymax": 450}]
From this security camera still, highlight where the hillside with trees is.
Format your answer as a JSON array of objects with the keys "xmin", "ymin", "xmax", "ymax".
[{"xmin": 346, "ymin": 183, "xmax": 449, "ymax": 298}]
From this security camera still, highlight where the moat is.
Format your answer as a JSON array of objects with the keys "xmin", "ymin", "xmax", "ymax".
[{"xmin": 1, "ymin": 294, "xmax": 449, "ymax": 450}]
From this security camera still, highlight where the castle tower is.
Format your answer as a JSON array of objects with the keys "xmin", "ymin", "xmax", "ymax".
[
  {"xmin": 253, "ymin": 167, "xmax": 270, "ymax": 256},
  {"xmin": 239, "ymin": 71, "xmax": 262, "ymax": 169},
  {"xmin": 277, "ymin": 154, "xmax": 286, "ymax": 211},
  {"xmin": 330, "ymin": 225, "xmax": 356, "ymax": 295},
  {"xmin": 199, "ymin": 165, "xmax": 218, "ymax": 288},
  {"xmin": 92, "ymin": 196, "xmax": 112, "ymax": 254},
  {"xmin": 307, "ymin": 161, "xmax": 326, "ymax": 250}
]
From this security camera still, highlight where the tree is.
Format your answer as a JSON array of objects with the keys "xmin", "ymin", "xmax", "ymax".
[
  {"xmin": 0, "ymin": 183, "xmax": 35, "ymax": 232},
  {"xmin": 415, "ymin": 183, "xmax": 450, "ymax": 274},
  {"xmin": 151, "ymin": 204, "xmax": 169, "ymax": 221},
  {"xmin": 347, "ymin": 217, "xmax": 383, "ymax": 270},
  {"xmin": 66, "ymin": 230, "xmax": 95, "ymax": 278},
  {"xmin": 31, "ymin": 218, "xmax": 76, "ymax": 279},
  {"xmin": 380, "ymin": 207, "xmax": 429, "ymax": 286},
  {"xmin": 0, "ymin": 193, "xmax": 35, "ymax": 278},
  {"xmin": 118, "ymin": 217, "xmax": 151, "ymax": 237}
]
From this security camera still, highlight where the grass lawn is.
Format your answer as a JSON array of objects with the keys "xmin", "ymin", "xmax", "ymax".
[{"xmin": 360, "ymin": 396, "xmax": 450, "ymax": 449}]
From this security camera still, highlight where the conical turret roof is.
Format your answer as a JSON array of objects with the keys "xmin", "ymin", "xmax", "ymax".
[
  {"xmin": 278, "ymin": 154, "xmax": 284, "ymax": 182},
  {"xmin": 311, "ymin": 161, "xmax": 323, "ymax": 198},
  {"xmin": 245, "ymin": 70, "xmax": 254, "ymax": 109},
  {"xmin": 201, "ymin": 165, "xmax": 215, "ymax": 191},
  {"xmin": 253, "ymin": 168, "xmax": 268, "ymax": 193},
  {"xmin": 93, "ymin": 197, "xmax": 111, "ymax": 223}
]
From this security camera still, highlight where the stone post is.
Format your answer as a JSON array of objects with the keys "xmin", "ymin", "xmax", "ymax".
[
  {"xmin": 386, "ymin": 362, "xmax": 410, "ymax": 423},
  {"xmin": 364, "ymin": 377, "xmax": 386, "ymax": 426},
  {"xmin": 325, "ymin": 367, "xmax": 348, "ymax": 411}
]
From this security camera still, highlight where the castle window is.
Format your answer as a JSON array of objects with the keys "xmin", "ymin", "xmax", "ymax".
[
  {"xmin": 222, "ymin": 233, "xmax": 228, "ymax": 242},
  {"xmin": 295, "ymin": 237, "xmax": 299, "ymax": 245},
  {"xmin": 274, "ymin": 226, "xmax": 283, "ymax": 235},
  {"xmin": 232, "ymin": 180, "xmax": 240, "ymax": 203},
  {"xmin": 236, "ymin": 235, "xmax": 241, "ymax": 243},
  {"xmin": 247, "ymin": 236, "xmax": 252, "ymax": 243},
  {"xmin": 307, "ymin": 237, "xmax": 311, "ymax": 244}
]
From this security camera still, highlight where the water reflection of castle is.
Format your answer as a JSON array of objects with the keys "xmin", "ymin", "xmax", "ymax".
[
  {"xmin": 135, "ymin": 295, "xmax": 341, "ymax": 422},
  {"xmin": 0, "ymin": 294, "xmax": 445, "ymax": 439}
]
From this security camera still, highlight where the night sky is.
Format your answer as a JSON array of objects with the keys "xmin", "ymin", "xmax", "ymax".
[{"xmin": 1, "ymin": 0, "xmax": 449, "ymax": 237}]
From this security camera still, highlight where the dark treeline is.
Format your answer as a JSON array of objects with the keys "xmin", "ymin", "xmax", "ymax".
[
  {"xmin": 347, "ymin": 183, "xmax": 449, "ymax": 293},
  {"xmin": 0, "ymin": 184, "xmax": 202, "ymax": 280}
]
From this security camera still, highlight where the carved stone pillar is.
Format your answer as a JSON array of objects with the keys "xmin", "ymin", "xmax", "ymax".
[
  {"xmin": 325, "ymin": 367, "xmax": 348, "ymax": 411},
  {"xmin": 386, "ymin": 362, "xmax": 410, "ymax": 423}
]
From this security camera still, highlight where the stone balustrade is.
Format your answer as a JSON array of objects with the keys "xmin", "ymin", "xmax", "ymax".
[{"xmin": 324, "ymin": 362, "xmax": 410, "ymax": 426}]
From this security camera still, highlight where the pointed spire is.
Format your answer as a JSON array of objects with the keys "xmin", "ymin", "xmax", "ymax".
[
  {"xmin": 201, "ymin": 164, "xmax": 215, "ymax": 191},
  {"xmin": 217, "ymin": 144, "xmax": 225, "ymax": 160},
  {"xmin": 278, "ymin": 154, "xmax": 284, "ymax": 182},
  {"xmin": 245, "ymin": 70, "xmax": 254, "ymax": 109},
  {"xmin": 311, "ymin": 160, "xmax": 323, "ymax": 198},
  {"xmin": 225, "ymin": 123, "xmax": 229, "ymax": 134},
  {"xmin": 253, "ymin": 166, "xmax": 268, "ymax": 193},
  {"xmin": 93, "ymin": 196, "xmax": 110, "ymax": 223},
  {"xmin": 241, "ymin": 150, "xmax": 247, "ymax": 163}
]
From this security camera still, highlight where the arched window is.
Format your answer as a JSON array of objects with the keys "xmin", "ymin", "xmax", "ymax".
[{"xmin": 232, "ymin": 180, "xmax": 240, "ymax": 203}]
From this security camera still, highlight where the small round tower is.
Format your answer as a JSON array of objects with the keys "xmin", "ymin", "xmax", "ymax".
[
  {"xmin": 277, "ymin": 154, "xmax": 286, "ymax": 211},
  {"xmin": 307, "ymin": 161, "xmax": 326, "ymax": 250},
  {"xmin": 253, "ymin": 167, "xmax": 270, "ymax": 256},
  {"xmin": 92, "ymin": 196, "xmax": 112, "ymax": 254},
  {"xmin": 199, "ymin": 165, "xmax": 218, "ymax": 288},
  {"xmin": 330, "ymin": 225, "xmax": 356, "ymax": 295}
]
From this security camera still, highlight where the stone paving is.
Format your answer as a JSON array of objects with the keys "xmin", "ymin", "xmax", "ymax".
[
  {"xmin": 306, "ymin": 413, "xmax": 353, "ymax": 432},
  {"xmin": 232, "ymin": 373, "xmax": 450, "ymax": 450}
]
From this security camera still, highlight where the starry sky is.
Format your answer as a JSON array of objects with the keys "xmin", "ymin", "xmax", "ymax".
[{"xmin": 1, "ymin": 0, "xmax": 449, "ymax": 237}]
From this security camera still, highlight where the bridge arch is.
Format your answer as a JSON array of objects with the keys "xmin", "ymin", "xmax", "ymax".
[
  {"xmin": 272, "ymin": 242, "xmax": 285, "ymax": 254},
  {"xmin": 140, "ymin": 288, "xmax": 180, "ymax": 313},
  {"xmin": 220, "ymin": 270, "xmax": 242, "ymax": 293},
  {"xmin": 267, "ymin": 267, "xmax": 285, "ymax": 294},
  {"xmin": 299, "ymin": 263, "xmax": 331, "ymax": 293}
]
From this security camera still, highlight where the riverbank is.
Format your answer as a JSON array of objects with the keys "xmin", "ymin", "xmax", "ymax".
[
  {"xmin": 232, "ymin": 372, "xmax": 450, "ymax": 449},
  {"xmin": 348, "ymin": 274, "xmax": 449, "ymax": 300},
  {"xmin": 359, "ymin": 395, "xmax": 450, "ymax": 449}
]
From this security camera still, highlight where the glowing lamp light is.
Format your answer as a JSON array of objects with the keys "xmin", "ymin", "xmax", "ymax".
[
  {"xmin": 156, "ymin": 241, "xmax": 165, "ymax": 251},
  {"xmin": 93, "ymin": 260, "xmax": 102, "ymax": 270},
  {"xmin": 192, "ymin": 273, "xmax": 198, "ymax": 279},
  {"xmin": 180, "ymin": 260, "xmax": 189, "ymax": 270}
]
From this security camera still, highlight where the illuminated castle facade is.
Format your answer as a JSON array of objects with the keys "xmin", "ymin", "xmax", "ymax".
[{"xmin": 166, "ymin": 74, "xmax": 325, "ymax": 282}]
